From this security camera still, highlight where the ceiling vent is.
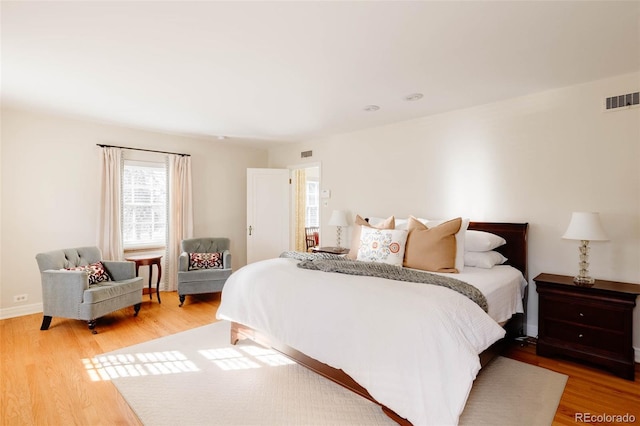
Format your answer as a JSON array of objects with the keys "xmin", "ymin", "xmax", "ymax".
[
  {"xmin": 605, "ymin": 91, "xmax": 639, "ymax": 111},
  {"xmin": 301, "ymin": 150, "xmax": 313, "ymax": 158}
]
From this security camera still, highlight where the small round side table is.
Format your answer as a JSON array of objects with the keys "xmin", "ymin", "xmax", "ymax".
[{"xmin": 125, "ymin": 254, "xmax": 162, "ymax": 303}]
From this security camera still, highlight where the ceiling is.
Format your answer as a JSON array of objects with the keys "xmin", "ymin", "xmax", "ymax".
[{"xmin": 2, "ymin": 1, "xmax": 639, "ymax": 145}]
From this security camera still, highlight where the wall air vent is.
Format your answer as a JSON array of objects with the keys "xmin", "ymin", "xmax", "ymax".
[
  {"xmin": 301, "ymin": 150, "xmax": 313, "ymax": 158},
  {"xmin": 605, "ymin": 91, "xmax": 639, "ymax": 110}
]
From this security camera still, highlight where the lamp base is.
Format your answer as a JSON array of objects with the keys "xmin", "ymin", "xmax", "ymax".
[
  {"xmin": 335, "ymin": 226, "xmax": 343, "ymax": 249},
  {"xmin": 573, "ymin": 240, "xmax": 595, "ymax": 287},
  {"xmin": 573, "ymin": 275, "xmax": 595, "ymax": 287}
]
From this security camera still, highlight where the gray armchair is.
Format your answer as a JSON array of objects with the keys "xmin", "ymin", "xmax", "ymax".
[
  {"xmin": 178, "ymin": 237, "xmax": 232, "ymax": 307},
  {"xmin": 35, "ymin": 247, "xmax": 144, "ymax": 333}
]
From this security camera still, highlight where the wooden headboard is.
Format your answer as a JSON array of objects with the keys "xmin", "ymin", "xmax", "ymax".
[{"xmin": 468, "ymin": 222, "xmax": 529, "ymax": 280}]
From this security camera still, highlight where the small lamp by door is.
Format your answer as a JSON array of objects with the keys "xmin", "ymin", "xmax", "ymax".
[
  {"xmin": 328, "ymin": 210, "xmax": 349, "ymax": 249},
  {"xmin": 562, "ymin": 212, "xmax": 609, "ymax": 286}
]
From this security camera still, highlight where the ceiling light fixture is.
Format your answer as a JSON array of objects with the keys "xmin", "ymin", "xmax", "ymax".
[
  {"xmin": 363, "ymin": 105, "xmax": 380, "ymax": 112},
  {"xmin": 217, "ymin": 136, "xmax": 227, "ymax": 140},
  {"xmin": 404, "ymin": 93, "xmax": 424, "ymax": 101}
]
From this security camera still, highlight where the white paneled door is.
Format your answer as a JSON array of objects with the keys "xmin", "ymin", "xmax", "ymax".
[{"xmin": 246, "ymin": 168, "xmax": 290, "ymax": 264}]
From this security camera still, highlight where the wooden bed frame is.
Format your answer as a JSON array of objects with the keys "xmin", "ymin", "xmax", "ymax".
[{"xmin": 230, "ymin": 221, "xmax": 529, "ymax": 425}]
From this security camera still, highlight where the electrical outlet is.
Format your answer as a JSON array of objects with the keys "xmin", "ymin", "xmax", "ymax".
[{"xmin": 13, "ymin": 294, "xmax": 28, "ymax": 303}]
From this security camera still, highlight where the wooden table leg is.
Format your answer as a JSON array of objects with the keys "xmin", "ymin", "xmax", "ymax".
[
  {"xmin": 156, "ymin": 261, "xmax": 162, "ymax": 304},
  {"xmin": 147, "ymin": 265, "xmax": 152, "ymax": 300},
  {"xmin": 126, "ymin": 256, "xmax": 162, "ymax": 303}
]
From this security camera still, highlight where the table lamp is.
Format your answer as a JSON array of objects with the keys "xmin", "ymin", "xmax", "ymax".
[
  {"xmin": 562, "ymin": 212, "xmax": 609, "ymax": 286},
  {"xmin": 328, "ymin": 210, "xmax": 349, "ymax": 249}
]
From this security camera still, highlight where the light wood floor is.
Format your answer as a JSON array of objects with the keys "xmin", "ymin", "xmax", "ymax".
[{"xmin": 1, "ymin": 291, "xmax": 638, "ymax": 425}]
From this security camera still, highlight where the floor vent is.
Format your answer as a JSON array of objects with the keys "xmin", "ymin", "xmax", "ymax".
[{"xmin": 605, "ymin": 91, "xmax": 639, "ymax": 110}]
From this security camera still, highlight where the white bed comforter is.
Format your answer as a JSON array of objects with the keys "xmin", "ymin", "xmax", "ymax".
[{"xmin": 216, "ymin": 257, "xmax": 507, "ymax": 425}]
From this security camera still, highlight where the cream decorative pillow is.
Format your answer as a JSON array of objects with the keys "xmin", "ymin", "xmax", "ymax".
[
  {"xmin": 403, "ymin": 216, "xmax": 462, "ymax": 273},
  {"xmin": 357, "ymin": 227, "xmax": 408, "ymax": 267},
  {"xmin": 347, "ymin": 215, "xmax": 395, "ymax": 260}
]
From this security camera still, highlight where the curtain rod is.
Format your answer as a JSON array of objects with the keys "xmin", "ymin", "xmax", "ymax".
[{"xmin": 96, "ymin": 144, "xmax": 190, "ymax": 157}]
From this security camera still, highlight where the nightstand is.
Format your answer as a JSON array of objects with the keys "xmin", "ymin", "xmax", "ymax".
[{"xmin": 534, "ymin": 273, "xmax": 639, "ymax": 380}]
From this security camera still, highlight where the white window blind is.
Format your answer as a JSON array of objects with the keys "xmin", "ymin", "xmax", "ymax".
[
  {"xmin": 306, "ymin": 180, "xmax": 319, "ymax": 227},
  {"xmin": 122, "ymin": 160, "xmax": 167, "ymax": 249}
]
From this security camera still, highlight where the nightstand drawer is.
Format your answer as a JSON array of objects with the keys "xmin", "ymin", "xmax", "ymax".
[
  {"xmin": 544, "ymin": 319, "xmax": 626, "ymax": 353},
  {"xmin": 543, "ymin": 298, "xmax": 624, "ymax": 330}
]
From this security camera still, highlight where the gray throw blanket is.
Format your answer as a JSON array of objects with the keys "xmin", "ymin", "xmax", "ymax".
[{"xmin": 280, "ymin": 251, "xmax": 488, "ymax": 312}]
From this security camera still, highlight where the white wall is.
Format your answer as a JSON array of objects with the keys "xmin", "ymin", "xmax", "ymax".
[
  {"xmin": 0, "ymin": 108, "xmax": 268, "ymax": 318},
  {"xmin": 268, "ymin": 73, "xmax": 640, "ymax": 353}
]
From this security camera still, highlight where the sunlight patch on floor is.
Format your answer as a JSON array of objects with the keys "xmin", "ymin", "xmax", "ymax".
[
  {"xmin": 198, "ymin": 344, "xmax": 295, "ymax": 370},
  {"xmin": 198, "ymin": 347, "xmax": 261, "ymax": 370},
  {"xmin": 83, "ymin": 351, "xmax": 199, "ymax": 381},
  {"xmin": 85, "ymin": 342, "xmax": 297, "ymax": 380},
  {"xmin": 239, "ymin": 345, "xmax": 296, "ymax": 367}
]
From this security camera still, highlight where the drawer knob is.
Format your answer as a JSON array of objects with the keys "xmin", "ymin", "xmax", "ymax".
[
  {"xmin": 578, "ymin": 334, "xmax": 584, "ymax": 338},
  {"xmin": 579, "ymin": 312, "xmax": 584, "ymax": 317}
]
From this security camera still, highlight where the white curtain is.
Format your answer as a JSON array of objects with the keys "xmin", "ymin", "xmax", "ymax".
[
  {"xmin": 165, "ymin": 155, "xmax": 193, "ymax": 291},
  {"xmin": 98, "ymin": 147, "xmax": 124, "ymax": 260}
]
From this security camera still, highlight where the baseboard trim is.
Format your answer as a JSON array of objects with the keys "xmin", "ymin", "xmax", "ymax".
[
  {"xmin": 0, "ymin": 303, "xmax": 43, "ymax": 320},
  {"xmin": 526, "ymin": 323, "xmax": 538, "ymax": 339}
]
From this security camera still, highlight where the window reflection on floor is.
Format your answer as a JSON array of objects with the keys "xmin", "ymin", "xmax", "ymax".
[
  {"xmin": 198, "ymin": 345, "xmax": 295, "ymax": 370},
  {"xmin": 83, "ymin": 351, "xmax": 198, "ymax": 381},
  {"xmin": 83, "ymin": 344, "xmax": 294, "ymax": 381}
]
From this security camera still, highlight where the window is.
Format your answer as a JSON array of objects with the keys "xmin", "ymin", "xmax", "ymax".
[
  {"xmin": 305, "ymin": 180, "xmax": 319, "ymax": 227},
  {"xmin": 122, "ymin": 160, "xmax": 167, "ymax": 249}
]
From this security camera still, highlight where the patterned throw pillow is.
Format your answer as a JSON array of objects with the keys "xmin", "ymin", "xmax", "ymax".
[
  {"xmin": 347, "ymin": 215, "xmax": 395, "ymax": 260},
  {"xmin": 66, "ymin": 261, "xmax": 111, "ymax": 285},
  {"xmin": 189, "ymin": 252, "xmax": 223, "ymax": 270},
  {"xmin": 357, "ymin": 226, "xmax": 408, "ymax": 267}
]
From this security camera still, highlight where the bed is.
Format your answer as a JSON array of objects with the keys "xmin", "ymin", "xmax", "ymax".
[{"xmin": 216, "ymin": 221, "xmax": 528, "ymax": 425}]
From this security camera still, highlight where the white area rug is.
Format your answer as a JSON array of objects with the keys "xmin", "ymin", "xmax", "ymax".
[{"xmin": 96, "ymin": 321, "xmax": 567, "ymax": 425}]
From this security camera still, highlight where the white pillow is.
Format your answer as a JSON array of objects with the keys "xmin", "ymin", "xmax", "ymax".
[
  {"xmin": 464, "ymin": 251, "xmax": 508, "ymax": 268},
  {"xmin": 425, "ymin": 218, "xmax": 469, "ymax": 272},
  {"xmin": 465, "ymin": 230, "xmax": 506, "ymax": 252},
  {"xmin": 365, "ymin": 216, "xmax": 385, "ymax": 227},
  {"xmin": 394, "ymin": 218, "xmax": 409, "ymax": 230},
  {"xmin": 367, "ymin": 217, "xmax": 424, "ymax": 231},
  {"xmin": 367, "ymin": 217, "xmax": 406, "ymax": 230},
  {"xmin": 357, "ymin": 226, "xmax": 408, "ymax": 267}
]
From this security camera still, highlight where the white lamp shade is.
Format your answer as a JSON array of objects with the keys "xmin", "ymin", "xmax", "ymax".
[
  {"xmin": 562, "ymin": 212, "xmax": 609, "ymax": 241},
  {"xmin": 328, "ymin": 210, "xmax": 349, "ymax": 227}
]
